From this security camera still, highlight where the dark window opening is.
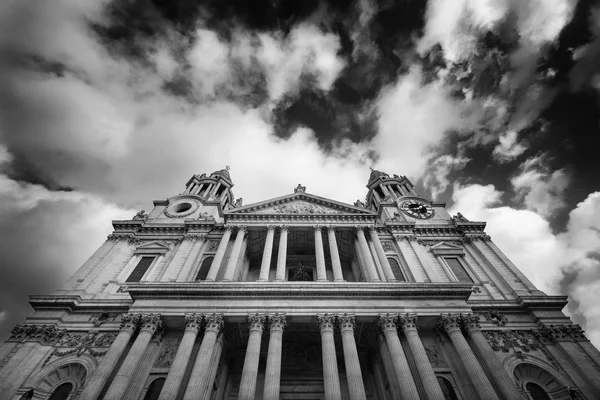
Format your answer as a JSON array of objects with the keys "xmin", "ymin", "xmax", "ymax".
[
  {"xmin": 49, "ymin": 383, "xmax": 73, "ymax": 400},
  {"xmin": 387, "ymin": 258, "xmax": 406, "ymax": 281},
  {"xmin": 375, "ymin": 186, "xmax": 385, "ymax": 199},
  {"xmin": 444, "ymin": 257, "xmax": 472, "ymax": 283},
  {"xmin": 288, "ymin": 264, "xmax": 314, "ymax": 281},
  {"xmin": 437, "ymin": 377, "xmax": 458, "ymax": 400},
  {"xmin": 195, "ymin": 257, "xmax": 214, "ymax": 281},
  {"xmin": 126, "ymin": 256, "xmax": 155, "ymax": 283},
  {"xmin": 215, "ymin": 185, "xmax": 225, "ymax": 197},
  {"xmin": 143, "ymin": 378, "xmax": 166, "ymax": 400},
  {"xmin": 526, "ymin": 382, "xmax": 551, "ymax": 400}
]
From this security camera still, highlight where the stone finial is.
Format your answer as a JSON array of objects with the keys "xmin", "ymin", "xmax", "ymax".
[{"xmin": 294, "ymin": 184, "xmax": 306, "ymax": 193}]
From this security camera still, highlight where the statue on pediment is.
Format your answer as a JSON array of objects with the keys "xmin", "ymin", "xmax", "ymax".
[
  {"xmin": 354, "ymin": 199, "xmax": 365, "ymax": 208},
  {"xmin": 133, "ymin": 210, "xmax": 148, "ymax": 221},
  {"xmin": 452, "ymin": 212, "xmax": 468, "ymax": 222},
  {"xmin": 294, "ymin": 184, "xmax": 306, "ymax": 193},
  {"xmin": 234, "ymin": 198, "xmax": 243, "ymax": 207}
]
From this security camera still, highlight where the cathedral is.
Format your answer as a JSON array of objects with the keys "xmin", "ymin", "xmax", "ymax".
[{"xmin": 1, "ymin": 168, "xmax": 600, "ymax": 400}]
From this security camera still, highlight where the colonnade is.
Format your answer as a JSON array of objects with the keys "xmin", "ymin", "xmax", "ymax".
[
  {"xmin": 78, "ymin": 312, "xmax": 521, "ymax": 400},
  {"xmin": 204, "ymin": 225, "xmax": 397, "ymax": 283}
]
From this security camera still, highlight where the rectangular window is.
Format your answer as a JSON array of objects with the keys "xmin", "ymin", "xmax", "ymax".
[
  {"xmin": 126, "ymin": 256, "xmax": 155, "ymax": 283},
  {"xmin": 444, "ymin": 257, "xmax": 472, "ymax": 283}
]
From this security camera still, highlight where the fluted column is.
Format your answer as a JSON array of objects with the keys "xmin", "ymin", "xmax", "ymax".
[
  {"xmin": 158, "ymin": 314, "xmax": 203, "ymax": 400},
  {"xmin": 200, "ymin": 333, "xmax": 224, "ymax": 400},
  {"xmin": 275, "ymin": 226, "xmax": 288, "ymax": 281},
  {"xmin": 79, "ymin": 314, "xmax": 140, "ymax": 400},
  {"xmin": 183, "ymin": 314, "xmax": 224, "ymax": 400},
  {"xmin": 377, "ymin": 333, "xmax": 402, "ymax": 400},
  {"xmin": 338, "ymin": 314, "xmax": 366, "ymax": 400},
  {"xmin": 370, "ymin": 227, "xmax": 396, "ymax": 282},
  {"xmin": 462, "ymin": 314, "xmax": 522, "ymax": 400},
  {"xmin": 439, "ymin": 314, "xmax": 500, "ymax": 400},
  {"xmin": 356, "ymin": 227, "xmax": 380, "ymax": 282},
  {"xmin": 378, "ymin": 314, "xmax": 419, "ymax": 400},
  {"xmin": 327, "ymin": 226, "xmax": 344, "ymax": 282},
  {"xmin": 263, "ymin": 314, "xmax": 287, "ymax": 400},
  {"xmin": 317, "ymin": 314, "xmax": 342, "ymax": 400},
  {"xmin": 239, "ymin": 314, "xmax": 266, "ymax": 400},
  {"xmin": 205, "ymin": 227, "xmax": 233, "ymax": 281},
  {"xmin": 314, "ymin": 226, "xmax": 328, "ymax": 281},
  {"xmin": 259, "ymin": 226, "xmax": 276, "ymax": 281},
  {"xmin": 104, "ymin": 314, "xmax": 162, "ymax": 400},
  {"xmin": 223, "ymin": 226, "xmax": 247, "ymax": 281},
  {"xmin": 399, "ymin": 314, "xmax": 444, "ymax": 400}
]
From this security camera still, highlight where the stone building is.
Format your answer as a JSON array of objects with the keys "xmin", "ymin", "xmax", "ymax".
[{"xmin": 1, "ymin": 168, "xmax": 600, "ymax": 400}]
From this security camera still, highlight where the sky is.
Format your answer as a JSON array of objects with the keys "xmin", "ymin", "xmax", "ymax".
[{"xmin": 0, "ymin": 0, "xmax": 599, "ymax": 346}]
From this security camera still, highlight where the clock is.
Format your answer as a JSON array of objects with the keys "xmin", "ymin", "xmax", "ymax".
[{"xmin": 400, "ymin": 200, "xmax": 434, "ymax": 219}]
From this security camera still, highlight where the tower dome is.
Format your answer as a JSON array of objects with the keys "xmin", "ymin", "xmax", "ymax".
[{"xmin": 183, "ymin": 167, "xmax": 235, "ymax": 209}]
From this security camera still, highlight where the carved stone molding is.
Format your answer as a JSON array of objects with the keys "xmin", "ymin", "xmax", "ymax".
[
  {"xmin": 381, "ymin": 241, "xmax": 394, "ymax": 252},
  {"xmin": 8, "ymin": 325, "xmax": 66, "ymax": 345},
  {"xmin": 89, "ymin": 312, "xmax": 119, "ymax": 327},
  {"xmin": 154, "ymin": 337, "xmax": 179, "ymax": 368},
  {"xmin": 337, "ymin": 313, "xmax": 356, "ymax": 332},
  {"xmin": 42, "ymin": 330, "xmax": 118, "ymax": 366},
  {"xmin": 394, "ymin": 234, "xmax": 417, "ymax": 242},
  {"xmin": 378, "ymin": 313, "xmax": 398, "ymax": 333},
  {"xmin": 424, "ymin": 344, "xmax": 447, "ymax": 368},
  {"xmin": 204, "ymin": 314, "xmax": 224, "ymax": 333},
  {"xmin": 481, "ymin": 310, "xmax": 508, "ymax": 326},
  {"xmin": 317, "ymin": 314, "xmax": 336, "ymax": 332},
  {"xmin": 248, "ymin": 313, "xmax": 266, "ymax": 332},
  {"xmin": 268, "ymin": 313, "xmax": 287, "ymax": 333},
  {"xmin": 205, "ymin": 240, "xmax": 220, "ymax": 252},
  {"xmin": 483, "ymin": 330, "xmax": 540, "ymax": 353},
  {"xmin": 398, "ymin": 313, "xmax": 418, "ymax": 332},
  {"xmin": 537, "ymin": 324, "xmax": 588, "ymax": 343},
  {"xmin": 185, "ymin": 233, "xmax": 208, "ymax": 241}
]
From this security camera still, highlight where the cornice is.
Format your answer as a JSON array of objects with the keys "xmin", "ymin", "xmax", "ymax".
[
  {"xmin": 517, "ymin": 295, "xmax": 568, "ymax": 310},
  {"xmin": 225, "ymin": 214, "xmax": 376, "ymax": 224},
  {"xmin": 29, "ymin": 295, "xmax": 133, "ymax": 312}
]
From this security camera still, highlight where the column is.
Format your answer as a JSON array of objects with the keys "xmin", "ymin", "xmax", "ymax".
[
  {"xmin": 104, "ymin": 314, "xmax": 162, "ymax": 400},
  {"xmin": 327, "ymin": 226, "xmax": 344, "ymax": 282},
  {"xmin": 275, "ymin": 226, "xmax": 288, "ymax": 281},
  {"xmin": 356, "ymin": 227, "xmax": 380, "ymax": 282},
  {"xmin": 161, "ymin": 237, "xmax": 193, "ymax": 282},
  {"xmin": 263, "ymin": 314, "xmax": 286, "ymax": 400},
  {"xmin": 158, "ymin": 314, "xmax": 203, "ymax": 400},
  {"xmin": 183, "ymin": 314, "xmax": 224, "ymax": 400},
  {"xmin": 259, "ymin": 226, "xmax": 276, "ymax": 281},
  {"xmin": 377, "ymin": 314, "xmax": 419, "ymax": 400},
  {"xmin": 399, "ymin": 314, "xmax": 445, "ymax": 400},
  {"xmin": 222, "ymin": 226, "xmax": 246, "ymax": 281},
  {"xmin": 239, "ymin": 314, "xmax": 266, "ymax": 400},
  {"xmin": 439, "ymin": 314, "xmax": 500, "ymax": 400},
  {"xmin": 338, "ymin": 314, "xmax": 366, "ymax": 400},
  {"xmin": 125, "ymin": 329, "xmax": 164, "ymax": 399},
  {"xmin": 370, "ymin": 227, "xmax": 396, "ymax": 282},
  {"xmin": 317, "ymin": 314, "xmax": 342, "ymax": 400},
  {"xmin": 78, "ymin": 314, "xmax": 140, "ymax": 400},
  {"xmin": 462, "ymin": 314, "xmax": 522, "ymax": 400},
  {"xmin": 393, "ymin": 235, "xmax": 428, "ymax": 282},
  {"xmin": 205, "ymin": 227, "xmax": 233, "ymax": 281},
  {"xmin": 377, "ymin": 333, "xmax": 402, "ymax": 400},
  {"xmin": 200, "ymin": 333, "xmax": 224, "ymax": 400},
  {"xmin": 176, "ymin": 234, "xmax": 207, "ymax": 281},
  {"xmin": 314, "ymin": 226, "xmax": 328, "ymax": 281}
]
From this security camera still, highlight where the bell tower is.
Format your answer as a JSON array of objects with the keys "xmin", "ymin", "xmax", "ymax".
[
  {"xmin": 184, "ymin": 167, "xmax": 235, "ymax": 209},
  {"xmin": 365, "ymin": 168, "xmax": 418, "ymax": 210}
]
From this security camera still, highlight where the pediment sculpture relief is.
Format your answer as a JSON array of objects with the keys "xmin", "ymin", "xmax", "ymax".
[{"xmin": 258, "ymin": 201, "xmax": 342, "ymax": 214}]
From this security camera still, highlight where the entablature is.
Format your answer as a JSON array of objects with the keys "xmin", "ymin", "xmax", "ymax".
[{"xmin": 29, "ymin": 294, "xmax": 133, "ymax": 312}]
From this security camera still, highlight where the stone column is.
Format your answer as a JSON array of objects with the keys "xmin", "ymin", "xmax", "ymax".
[
  {"xmin": 161, "ymin": 237, "xmax": 193, "ymax": 282},
  {"xmin": 263, "ymin": 314, "xmax": 286, "ymax": 400},
  {"xmin": 183, "ymin": 314, "xmax": 224, "ymax": 400},
  {"xmin": 259, "ymin": 226, "xmax": 276, "ymax": 281},
  {"xmin": 377, "ymin": 333, "xmax": 402, "ymax": 400},
  {"xmin": 104, "ymin": 314, "xmax": 162, "ymax": 400},
  {"xmin": 314, "ymin": 226, "xmax": 328, "ymax": 281},
  {"xmin": 200, "ymin": 333, "xmax": 224, "ymax": 400},
  {"xmin": 79, "ymin": 314, "xmax": 140, "ymax": 400},
  {"xmin": 239, "ymin": 314, "xmax": 266, "ymax": 400},
  {"xmin": 398, "ymin": 314, "xmax": 445, "ymax": 400},
  {"xmin": 223, "ymin": 226, "xmax": 247, "ymax": 281},
  {"xmin": 461, "ymin": 314, "xmax": 521, "ymax": 400},
  {"xmin": 439, "ymin": 314, "xmax": 500, "ymax": 400},
  {"xmin": 205, "ymin": 227, "xmax": 233, "ymax": 281},
  {"xmin": 378, "ymin": 314, "xmax": 419, "ymax": 400},
  {"xmin": 356, "ymin": 227, "xmax": 380, "ymax": 282},
  {"xmin": 338, "ymin": 314, "xmax": 366, "ymax": 400},
  {"xmin": 158, "ymin": 314, "xmax": 203, "ymax": 400},
  {"xmin": 370, "ymin": 227, "xmax": 396, "ymax": 282},
  {"xmin": 327, "ymin": 226, "xmax": 344, "ymax": 282},
  {"xmin": 176, "ymin": 234, "xmax": 207, "ymax": 281},
  {"xmin": 275, "ymin": 226, "xmax": 288, "ymax": 281},
  {"xmin": 317, "ymin": 314, "xmax": 342, "ymax": 400}
]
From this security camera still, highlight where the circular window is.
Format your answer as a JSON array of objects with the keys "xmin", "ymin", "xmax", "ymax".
[{"xmin": 165, "ymin": 200, "xmax": 199, "ymax": 218}]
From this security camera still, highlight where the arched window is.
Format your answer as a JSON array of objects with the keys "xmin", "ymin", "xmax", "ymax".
[
  {"xmin": 437, "ymin": 377, "xmax": 458, "ymax": 400},
  {"xmin": 143, "ymin": 378, "xmax": 166, "ymax": 400},
  {"xmin": 195, "ymin": 257, "xmax": 214, "ymax": 281},
  {"xmin": 526, "ymin": 382, "xmax": 551, "ymax": 400},
  {"xmin": 387, "ymin": 258, "xmax": 406, "ymax": 281},
  {"xmin": 48, "ymin": 383, "xmax": 73, "ymax": 400}
]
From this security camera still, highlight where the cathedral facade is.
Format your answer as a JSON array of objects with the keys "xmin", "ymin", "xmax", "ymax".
[{"xmin": 1, "ymin": 168, "xmax": 599, "ymax": 400}]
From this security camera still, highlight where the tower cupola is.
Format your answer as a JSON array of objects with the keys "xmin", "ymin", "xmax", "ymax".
[
  {"xmin": 183, "ymin": 166, "xmax": 235, "ymax": 209},
  {"xmin": 366, "ymin": 168, "xmax": 418, "ymax": 209}
]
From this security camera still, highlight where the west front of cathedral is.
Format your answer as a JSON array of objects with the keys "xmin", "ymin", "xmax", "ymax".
[{"xmin": 1, "ymin": 168, "xmax": 599, "ymax": 400}]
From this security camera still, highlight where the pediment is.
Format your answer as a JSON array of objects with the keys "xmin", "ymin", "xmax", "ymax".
[
  {"xmin": 134, "ymin": 241, "xmax": 170, "ymax": 255},
  {"xmin": 430, "ymin": 241, "xmax": 464, "ymax": 256},
  {"xmin": 227, "ymin": 193, "xmax": 375, "ymax": 216}
]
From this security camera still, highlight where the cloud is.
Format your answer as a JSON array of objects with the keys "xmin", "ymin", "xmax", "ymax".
[
  {"xmin": 492, "ymin": 130, "xmax": 527, "ymax": 162},
  {"xmin": 451, "ymin": 183, "xmax": 600, "ymax": 347}
]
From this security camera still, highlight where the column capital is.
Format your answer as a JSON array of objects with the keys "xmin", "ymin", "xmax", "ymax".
[
  {"xmin": 119, "ymin": 313, "xmax": 141, "ymax": 333},
  {"xmin": 326, "ymin": 225, "xmax": 336, "ymax": 233},
  {"xmin": 236, "ymin": 225, "xmax": 248, "ymax": 234},
  {"xmin": 337, "ymin": 313, "xmax": 356, "ymax": 332},
  {"xmin": 223, "ymin": 225, "xmax": 235, "ymax": 232},
  {"xmin": 438, "ymin": 313, "xmax": 462, "ymax": 334},
  {"xmin": 268, "ymin": 314, "xmax": 287, "ymax": 333},
  {"xmin": 399, "ymin": 313, "xmax": 418, "ymax": 333},
  {"xmin": 184, "ymin": 313, "xmax": 203, "ymax": 333},
  {"xmin": 204, "ymin": 314, "xmax": 224, "ymax": 333},
  {"xmin": 266, "ymin": 225, "xmax": 277, "ymax": 232},
  {"xmin": 461, "ymin": 313, "xmax": 481, "ymax": 333},
  {"xmin": 354, "ymin": 225, "xmax": 366, "ymax": 232},
  {"xmin": 140, "ymin": 314, "xmax": 163, "ymax": 334},
  {"xmin": 279, "ymin": 225, "xmax": 289, "ymax": 232},
  {"xmin": 317, "ymin": 314, "xmax": 336, "ymax": 333},
  {"xmin": 185, "ymin": 233, "xmax": 207, "ymax": 241},
  {"xmin": 313, "ymin": 225, "xmax": 323, "ymax": 232},
  {"xmin": 378, "ymin": 313, "xmax": 399, "ymax": 333},
  {"xmin": 368, "ymin": 225, "xmax": 378, "ymax": 233},
  {"xmin": 248, "ymin": 313, "xmax": 266, "ymax": 333}
]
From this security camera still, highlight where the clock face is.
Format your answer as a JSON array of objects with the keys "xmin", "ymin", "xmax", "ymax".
[{"xmin": 400, "ymin": 200, "xmax": 434, "ymax": 219}]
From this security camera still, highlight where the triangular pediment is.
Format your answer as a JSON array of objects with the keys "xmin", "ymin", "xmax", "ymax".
[
  {"xmin": 226, "ymin": 193, "xmax": 375, "ymax": 215},
  {"xmin": 134, "ymin": 241, "xmax": 170, "ymax": 255},
  {"xmin": 430, "ymin": 241, "xmax": 464, "ymax": 255}
]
